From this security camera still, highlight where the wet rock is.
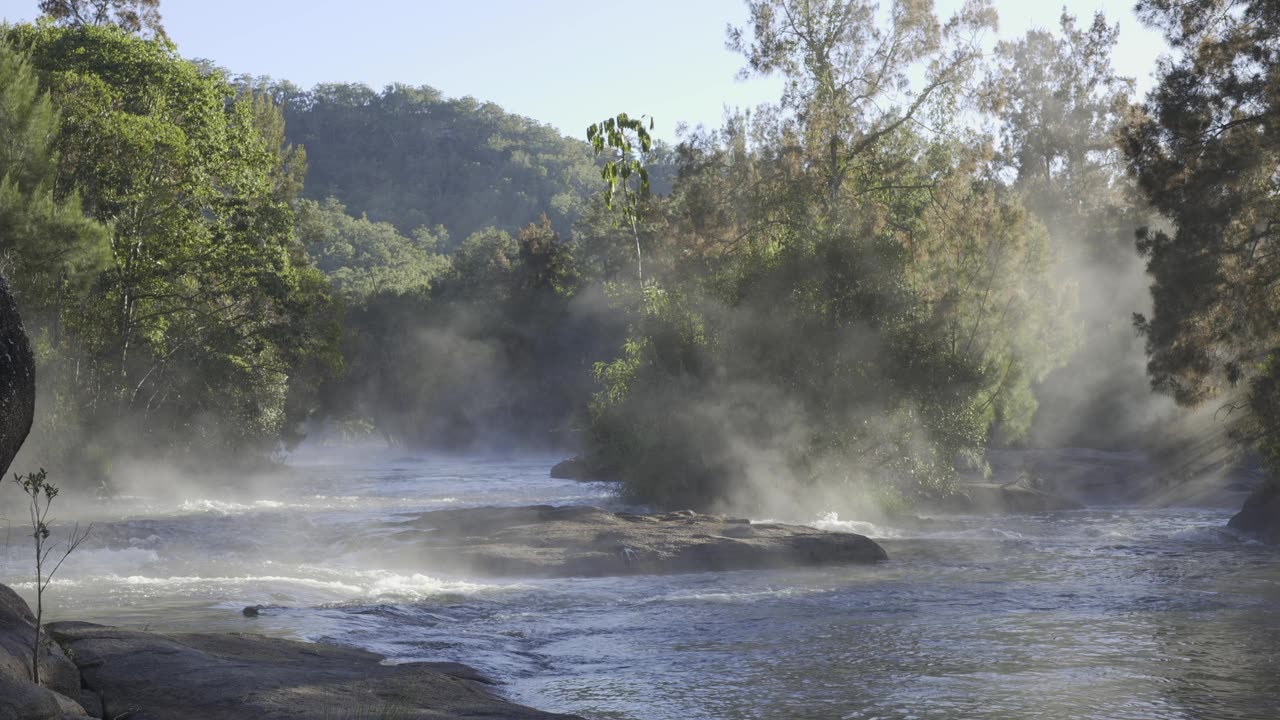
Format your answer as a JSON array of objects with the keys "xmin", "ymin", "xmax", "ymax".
[
  {"xmin": 48, "ymin": 693, "xmax": 85, "ymax": 718},
  {"xmin": 0, "ymin": 583, "xmax": 86, "ymax": 720},
  {"xmin": 385, "ymin": 505, "xmax": 887, "ymax": 578},
  {"xmin": 1228, "ymin": 480, "xmax": 1280, "ymax": 543},
  {"xmin": 0, "ymin": 272, "xmax": 36, "ymax": 479},
  {"xmin": 0, "ymin": 675, "xmax": 62, "ymax": 720},
  {"xmin": 45, "ymin": 621, "xmax": 582, "ymax": 720},
  {"xmin": 549, "ymin": 456, "xmax": 613, "ymax": 481},
  {"xmin": 74, "ymin": 691, "xmax": 101, "ymax": 720},
  {"xmin": 241, "ymin": 604, "xmax": 287, "ymax": 617},
  {"xmin": 1, "ymin": 584, "xmax": 83, "ymax": 700}
]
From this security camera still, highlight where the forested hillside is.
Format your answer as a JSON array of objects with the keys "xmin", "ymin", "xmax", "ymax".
[{"xmin": 275, "ymin": 82, "xmax": 602, "ymax": 243}]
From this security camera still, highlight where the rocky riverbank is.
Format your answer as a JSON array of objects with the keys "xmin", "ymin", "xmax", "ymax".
[
  {"xmin": 0, "ymin": 582, "xmax": 582, "ymax": 720},
  {"xmin": 381, "ymin": 504, "xmax": 888, "ymax": 577}
]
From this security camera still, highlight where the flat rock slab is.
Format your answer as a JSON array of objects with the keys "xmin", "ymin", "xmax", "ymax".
[
  {"xmin": 384, "ymin": 505, "xmax": 887, "ymax": 578},
  {"xmin": 45, "ymin": 622, "xmax": 582, "ymax": 720}
]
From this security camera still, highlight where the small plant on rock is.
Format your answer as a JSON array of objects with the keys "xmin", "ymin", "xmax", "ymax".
[{"xmin": 12, "ymin": 467, "xmax": 91, "ymax": 684}]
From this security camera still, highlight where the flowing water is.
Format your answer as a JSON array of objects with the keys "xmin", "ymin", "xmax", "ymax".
[{"xmin": 1, "ymin": 451, "xmax": 1278, "ymax": 720}]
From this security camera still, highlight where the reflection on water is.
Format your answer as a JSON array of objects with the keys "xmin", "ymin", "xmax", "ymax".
[{"xmin": 0, "ymin": 451, "xmax": 1277, "ymax": 720}]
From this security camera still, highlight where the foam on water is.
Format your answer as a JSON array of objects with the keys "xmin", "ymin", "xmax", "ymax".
[
  {"xmin": 808, "ymin": 510, "xmax": 904, "ymax": 538},
  {"xmin": 178, "ymin": 498, "xmax": 288, "ymax": 514}
]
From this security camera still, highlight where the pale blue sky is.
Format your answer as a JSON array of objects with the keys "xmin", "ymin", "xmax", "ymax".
[{"xmin": 0, "ymin": 1, "xmax": 1167, "ymax": 141}]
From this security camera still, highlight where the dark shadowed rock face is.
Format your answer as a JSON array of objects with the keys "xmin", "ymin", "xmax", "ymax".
[
  {"xmin": 45, "ymin": 621, "xmax": 583, "ymax": 720},
  {"xmin": 384, "ymin": 505, "xmax": 888, "ymax": 578},
  {"xmin": 0, "ymin": 273, "xmax": 36, "ymax": 479},
  {"xmin": 1229, "ymin": 480, "xmax": 1280, "ymax": 544}
]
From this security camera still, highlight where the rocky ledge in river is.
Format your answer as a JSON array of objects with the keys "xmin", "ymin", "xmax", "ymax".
[
  {"xmin": 0, "ymin": 582, "xmax": 581, "ymax": 720},
  {"xmin": 382, "ymin": 505, "xmax": 888, "ymax": 578}
]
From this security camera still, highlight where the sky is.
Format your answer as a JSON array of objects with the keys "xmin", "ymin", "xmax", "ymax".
[{"xmin": 0, "ymin": 1, "xmax": 1168, "ymax": 142}]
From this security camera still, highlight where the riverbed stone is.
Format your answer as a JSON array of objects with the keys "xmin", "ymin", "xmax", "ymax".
[
  {"xmin": 44, "ymin": 621, "xmax": 582, "ymax": 720},
  {"xmin": 384, "ymin": 504, "xmax": 887, "ymax": 578}
]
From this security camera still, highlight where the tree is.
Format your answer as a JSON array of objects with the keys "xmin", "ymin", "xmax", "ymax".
[
  {"xmin": 37, "ymin": 0, "xmax": 166, "ymax": 39},
  {"xmin": 583, "ymin": 0, "xmax": 1074, "ymax": 511},
  {"xmin": 1122, "ymin": 0, "xmax": 1280, "ymax": 433},
  {"xmin": 5, "ymin": 23, "xmax": 335, "ymax": 460},
  {"xmin": 0, "ymin": 37, "xmax": 110, "ymax": 466},
  {"xmin": 728, "ymin": 0, "xmax": 997, "ymax": 214},
  {"xmin": 981, "ymin": 11, "xmax": 1159, "ymax": 448},
  {"xmin": 0, "ymin": 39, "xmax": 109, "ymax": 329},
  {"xmin": 1122, "ymin": 0, "xmax": 1280, "ymax": 532},
  {"xmin": 587, "ymin": 113, "xmax": 654, "ymax": 282}
]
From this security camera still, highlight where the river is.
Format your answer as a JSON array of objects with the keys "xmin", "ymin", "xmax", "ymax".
[{"xmin": 1, "ymin": 451, "xmax": 1277, "ymax": 720}]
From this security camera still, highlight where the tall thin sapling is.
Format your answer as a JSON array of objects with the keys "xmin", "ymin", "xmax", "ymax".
[
  {"xmin": 12, "ymin": 468, "xmax": 92, "ymax": 685},
  {"xmin": 587, "ymin": 113, "xmax": 654, "ymax": 283}
]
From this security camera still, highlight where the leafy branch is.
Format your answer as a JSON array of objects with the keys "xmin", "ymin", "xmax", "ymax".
[{"xmin": 587, "ymin": 113, "xmax": 654, "ymax": 283}]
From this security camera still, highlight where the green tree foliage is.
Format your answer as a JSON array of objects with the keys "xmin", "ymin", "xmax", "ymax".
[
  {"xmin": 585, "ymin": 0, "xmax": 1075, "ymax": 511},
  {"xmin": 321, "ymin": 217, "xmax": 619, "ymax": 449},
  {"xmin": 0, "ymin": 37, "xmax": 111, "ymax": 461},
  {"xmin": 37, "ymin": 0, "xmax": 165, "ymax": 39},
  {"xmin": 728, "ymin": 0, "xmax": 996, "ymax": 213},
  {"xmin": 297, "ymin": 197, "xmax": 448, "ymax": 298},
  {"xmin": 3, "ymin": 23, "xmax": 338, "ymax": 464},
  {"xmin": 982, "ymin": 11, "xmax": 1158, "ymax": 448},
  {"xmin": 1122, "ymin": 0, "xmax": 1280, "ymax": 466},
  {"xmin": 276, "ymin": 82, "xmax": 603, "ymax": 243},
  {"xmin": 587, "ymin": 113, "xmax": 655, "ymax": 282},
  {"xmin": 0, "ymin": 39, "xmax": 109, "ymax": 321}
]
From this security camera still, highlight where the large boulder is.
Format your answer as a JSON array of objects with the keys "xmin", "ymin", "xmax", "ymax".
[
  {"xmin": 0, "ymin": 584, "xmax": 86, "ymax": 720},
  {"xmin": 45, "ymin": 622, "xmax": 581, "ymax": 720},
  {"xmin": 0, "ymin": 272, "xmax": 36, "ymax": 479},
  {"xmin": 1229, "ymin": 479, "xmax": 1280, "ymax": 543},
  {"xmin": 381, "ymin": 505, "xmax": 887, "ymax": 578}
]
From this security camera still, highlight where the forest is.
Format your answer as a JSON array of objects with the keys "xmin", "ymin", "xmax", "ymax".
[{"xmin": 0, "ymin": 0, "xmax": 1277, "ymax": 526}]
